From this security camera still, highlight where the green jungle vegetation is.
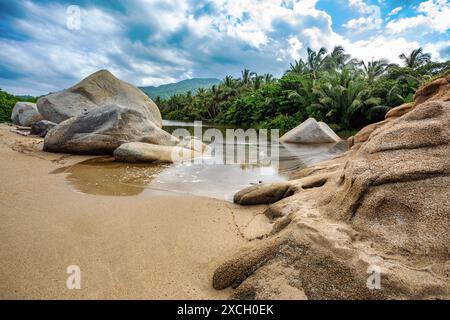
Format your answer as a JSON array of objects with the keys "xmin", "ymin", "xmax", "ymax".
[
  {"xmin": 156, "ymin": 47, "xmax": 450, "ymax": 135},
  {"xmin": 0, "ymin": 89, "xmax": 37, "ymax": 123}
]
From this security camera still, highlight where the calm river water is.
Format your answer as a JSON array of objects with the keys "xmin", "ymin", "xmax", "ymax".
[{"xmin": 55, "ymin": 120, "xmax": 347, "ymax": 201}]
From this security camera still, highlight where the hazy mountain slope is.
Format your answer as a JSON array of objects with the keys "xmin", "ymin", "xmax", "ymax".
[{"xmin": 140, "ymin": 78, "xmax": 220, "ymax": 99}]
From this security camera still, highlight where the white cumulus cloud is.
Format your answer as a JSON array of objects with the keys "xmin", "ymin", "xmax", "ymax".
[
  {"xmin": 387, "ymin": 0, "xmax": 450, "ymax": 34},
  {"xmin": 0, "ymin": 0, "xmax": 448, "ymax": 95},
  {"xmin": 388, "ymin": 6, "xmax": 403, "ymax": 16}
]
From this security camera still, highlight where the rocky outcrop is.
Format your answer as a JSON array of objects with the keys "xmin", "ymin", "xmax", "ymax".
[
  {"xmin": 349, "ymin": 102, "xmax": 417, "ymax": 148},
  {"xmin": 40, "ymin": 70, "xmax": 184, "ymax": 155},
  {"xmin": 351, "ymin": 119, "xmax": 391, "ymax": 147},
  {"xmin": 346, "ymin": 86, "xmax": 445, "ymax": 149},
  {"xmin": 11, "ymin": 102, "xmax": 43, "ymax": 126},
  {"xmin": 30, "ymin": 120, "xmax": 57, "ymax": 137},
  {"xmin": 213, "ymin": 236, "xmax": 289, "ymax": 290},
  {"xmin": 280, "ymin": 118, "xmax": 341, "ymax": 144},
  {"xmin": 328, "ymin": 99, "xmax": 449, "ymax": 257},
  {"xmin": 214, "ymin": 73, "xmax": 450, "ymax": 300},
  {"xmin": 37, "ymin": 70, "xmax": 162, "ymax": 126},
  {"xmin": 113, "ymin": 142, "xmax": 199, "ymax": 163},
  {"xmin": 385, "ymin": 102, "xmax": 413, "ymax": 119},
  {"xmin": 44, "ymin": 104, "xmax": 178, "ymax": 155},
  {"xmin": 233, "ymin": 183, "xmax": 296, "ymax": 205},
  {"xmin": 413, "ymin": 72, "xmax": 450, "ymax": 106}
]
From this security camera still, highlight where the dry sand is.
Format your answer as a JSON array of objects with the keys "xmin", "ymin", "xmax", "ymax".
[{"xmin": 0, "ymin": 124, "xmax": 264, "ymax": 299}]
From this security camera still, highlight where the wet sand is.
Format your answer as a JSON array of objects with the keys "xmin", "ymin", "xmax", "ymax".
[{"xmin": 0, "ymin": 124, "xmax": 263, "ymax": 299}]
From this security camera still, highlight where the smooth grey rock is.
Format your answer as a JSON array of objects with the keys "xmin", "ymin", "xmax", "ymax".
[
  {"xmin": 114, "ymin": 142, "xmax": 198, "ymax": 163},
  {"xmin": 37, "ymin": 69, "xmax": 162, "ymax": 126},
  {"xmin": 177, "ymin": 136, "xmax": 209, "ymax": 153},
  {"xmin": 44, "ymin": 104, "xmax": 178, "ymax": 155},
  {"xmin": 234, "ymin": 183, "xmax": 296, "ymax": 205},
  {"xmin": 30, "ymin": 120, "xmax": 57, "ymax": 137},
  {"xmin": 11, "ymin": 102, "xmax": 43, "ymax": 126},
  {"xmin": 280, "ymin": 118, "xmax": 341, "ymax": 144}
]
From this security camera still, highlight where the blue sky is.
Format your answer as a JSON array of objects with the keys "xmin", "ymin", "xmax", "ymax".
[{"xmin": 0, "ymin": 0, "xmax": 449, "ymax": 95}]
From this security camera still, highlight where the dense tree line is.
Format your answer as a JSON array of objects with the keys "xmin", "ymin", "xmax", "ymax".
[
  {"xmin": 0, "ymin": 89, "xmax": 37, "ymax": 123},
  {"xmin": 1, "ymin": 47, "xmax": 448, "ymax": 135},
  {"xmin": 158, "ymin": 47, "xmax": 450, "ymax": 135}
]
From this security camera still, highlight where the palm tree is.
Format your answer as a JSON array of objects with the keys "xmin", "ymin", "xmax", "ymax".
[
  {"xmin": 360, "ymin": 58, "xmax": 389, "ymax": 84},
  {"xmin": 241, "ymin": 69, "xmax": 254, "ymax": 85},
  {"xmin": 196, "ymin": 87, "xmax": 206, "ymax": 95},
  {"xmin": 263, "ymin": 73, "xmax": 274, "ymax": 84},
  {"xmin": 307, "ymin": 47, "xmax": 327, "ymax": 78},
  {"xmin": 218, "ymin": 76, "xmax": 238, "ymax": 102},
  {"xmin": 201, "ymin": 85, "xmax": 222, "ymax": 119},
  {"xmin": 285, "ymin": 74, "xmax": 317, "ymax": 115},
  {"xmin": 287, "ymin": 59, "xmax": 308, "ymax": 74},
  {"xmin": 312, "ymin": 68, "xmax": 367, "ymax": 128},
  {"xmin": 252, "ymin": 74, "xmax": 264, "ymax": 90},
  {"xmin": 222, "ymin": 75, "xmax": 236, "ymax": 88},
  {"xmin": 323, "ymin": 46, "xmax": 347, "ymax": 68},
  {"xmin": 399, "ymin": 48, "xmax": 431, "ymax": 69},
  {"xmin": 387, "ymin": 73, "xmax": 419, "ymax": 104}
]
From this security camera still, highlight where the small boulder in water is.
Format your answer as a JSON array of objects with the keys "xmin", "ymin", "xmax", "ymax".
[{"xmin": 280, "ymin": 118, "xmax": 341, "ymax": 144}]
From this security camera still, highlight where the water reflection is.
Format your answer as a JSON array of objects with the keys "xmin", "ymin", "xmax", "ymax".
[
  {"xmin": 55, "ymin": 121, "xmax": 347, "ymax": 200},
  {"xmin": 278, "ymin": 141, "xmax": 347, "ymax": 175},
  {"xmin": 149, "ymin": 162, "xmax": 286, "ymax": 201},
  {"xmin": 51, "ymin": 157, "xmax": 168, "ymax": 196},
  {"xmin": 147, "ymin": 139, "xmax": 347, "ymax": 200}
]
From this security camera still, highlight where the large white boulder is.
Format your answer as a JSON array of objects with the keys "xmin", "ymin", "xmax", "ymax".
[
  {"xmin": 11, "ymin": 102, "xmax": 43, "ymax": 126},
  {"xmin": 44, "ymin": 104, "xmax": 178, "ymax": 155},
  {"xmin": 40, "ymin": 70, "xmax": 180, "ymax": 155},
  {"xmin": 37, "ymin": 69, "xmax": 162, "ymax": 126},
  {"xmin": 280, "ymin": 118, "xmax": 341, "ymax": 144}
]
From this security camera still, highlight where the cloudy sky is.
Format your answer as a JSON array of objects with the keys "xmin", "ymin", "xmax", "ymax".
[{"xmin": 1, "ymin": 0, "xmax": 449, "ymax": 96}]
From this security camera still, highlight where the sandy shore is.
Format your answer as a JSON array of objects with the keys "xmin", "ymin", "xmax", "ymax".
[{"xmin": 0, "ymin": 124, "xmax": 263, "ymax": 299}]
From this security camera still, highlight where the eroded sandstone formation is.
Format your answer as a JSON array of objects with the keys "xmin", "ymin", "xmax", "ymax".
[{"xmin": 214, "ymin": 72, "xmax": 450, "ymax": 299}]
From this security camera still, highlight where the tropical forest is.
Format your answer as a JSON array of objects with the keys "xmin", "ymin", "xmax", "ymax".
[{"xmin": 157, "ymin": 47, "xmax": 450, "ymax": 135}]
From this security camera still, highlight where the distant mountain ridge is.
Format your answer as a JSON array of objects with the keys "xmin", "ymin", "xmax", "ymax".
[{"xmin": 140, "ymin": 78, "xmax": 220, "ymax": 100}]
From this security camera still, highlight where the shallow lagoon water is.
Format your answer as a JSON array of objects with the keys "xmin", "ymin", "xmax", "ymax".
[{"xmin": 54, "ymin": 120, "xmax": 347, "ymax": 201}]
